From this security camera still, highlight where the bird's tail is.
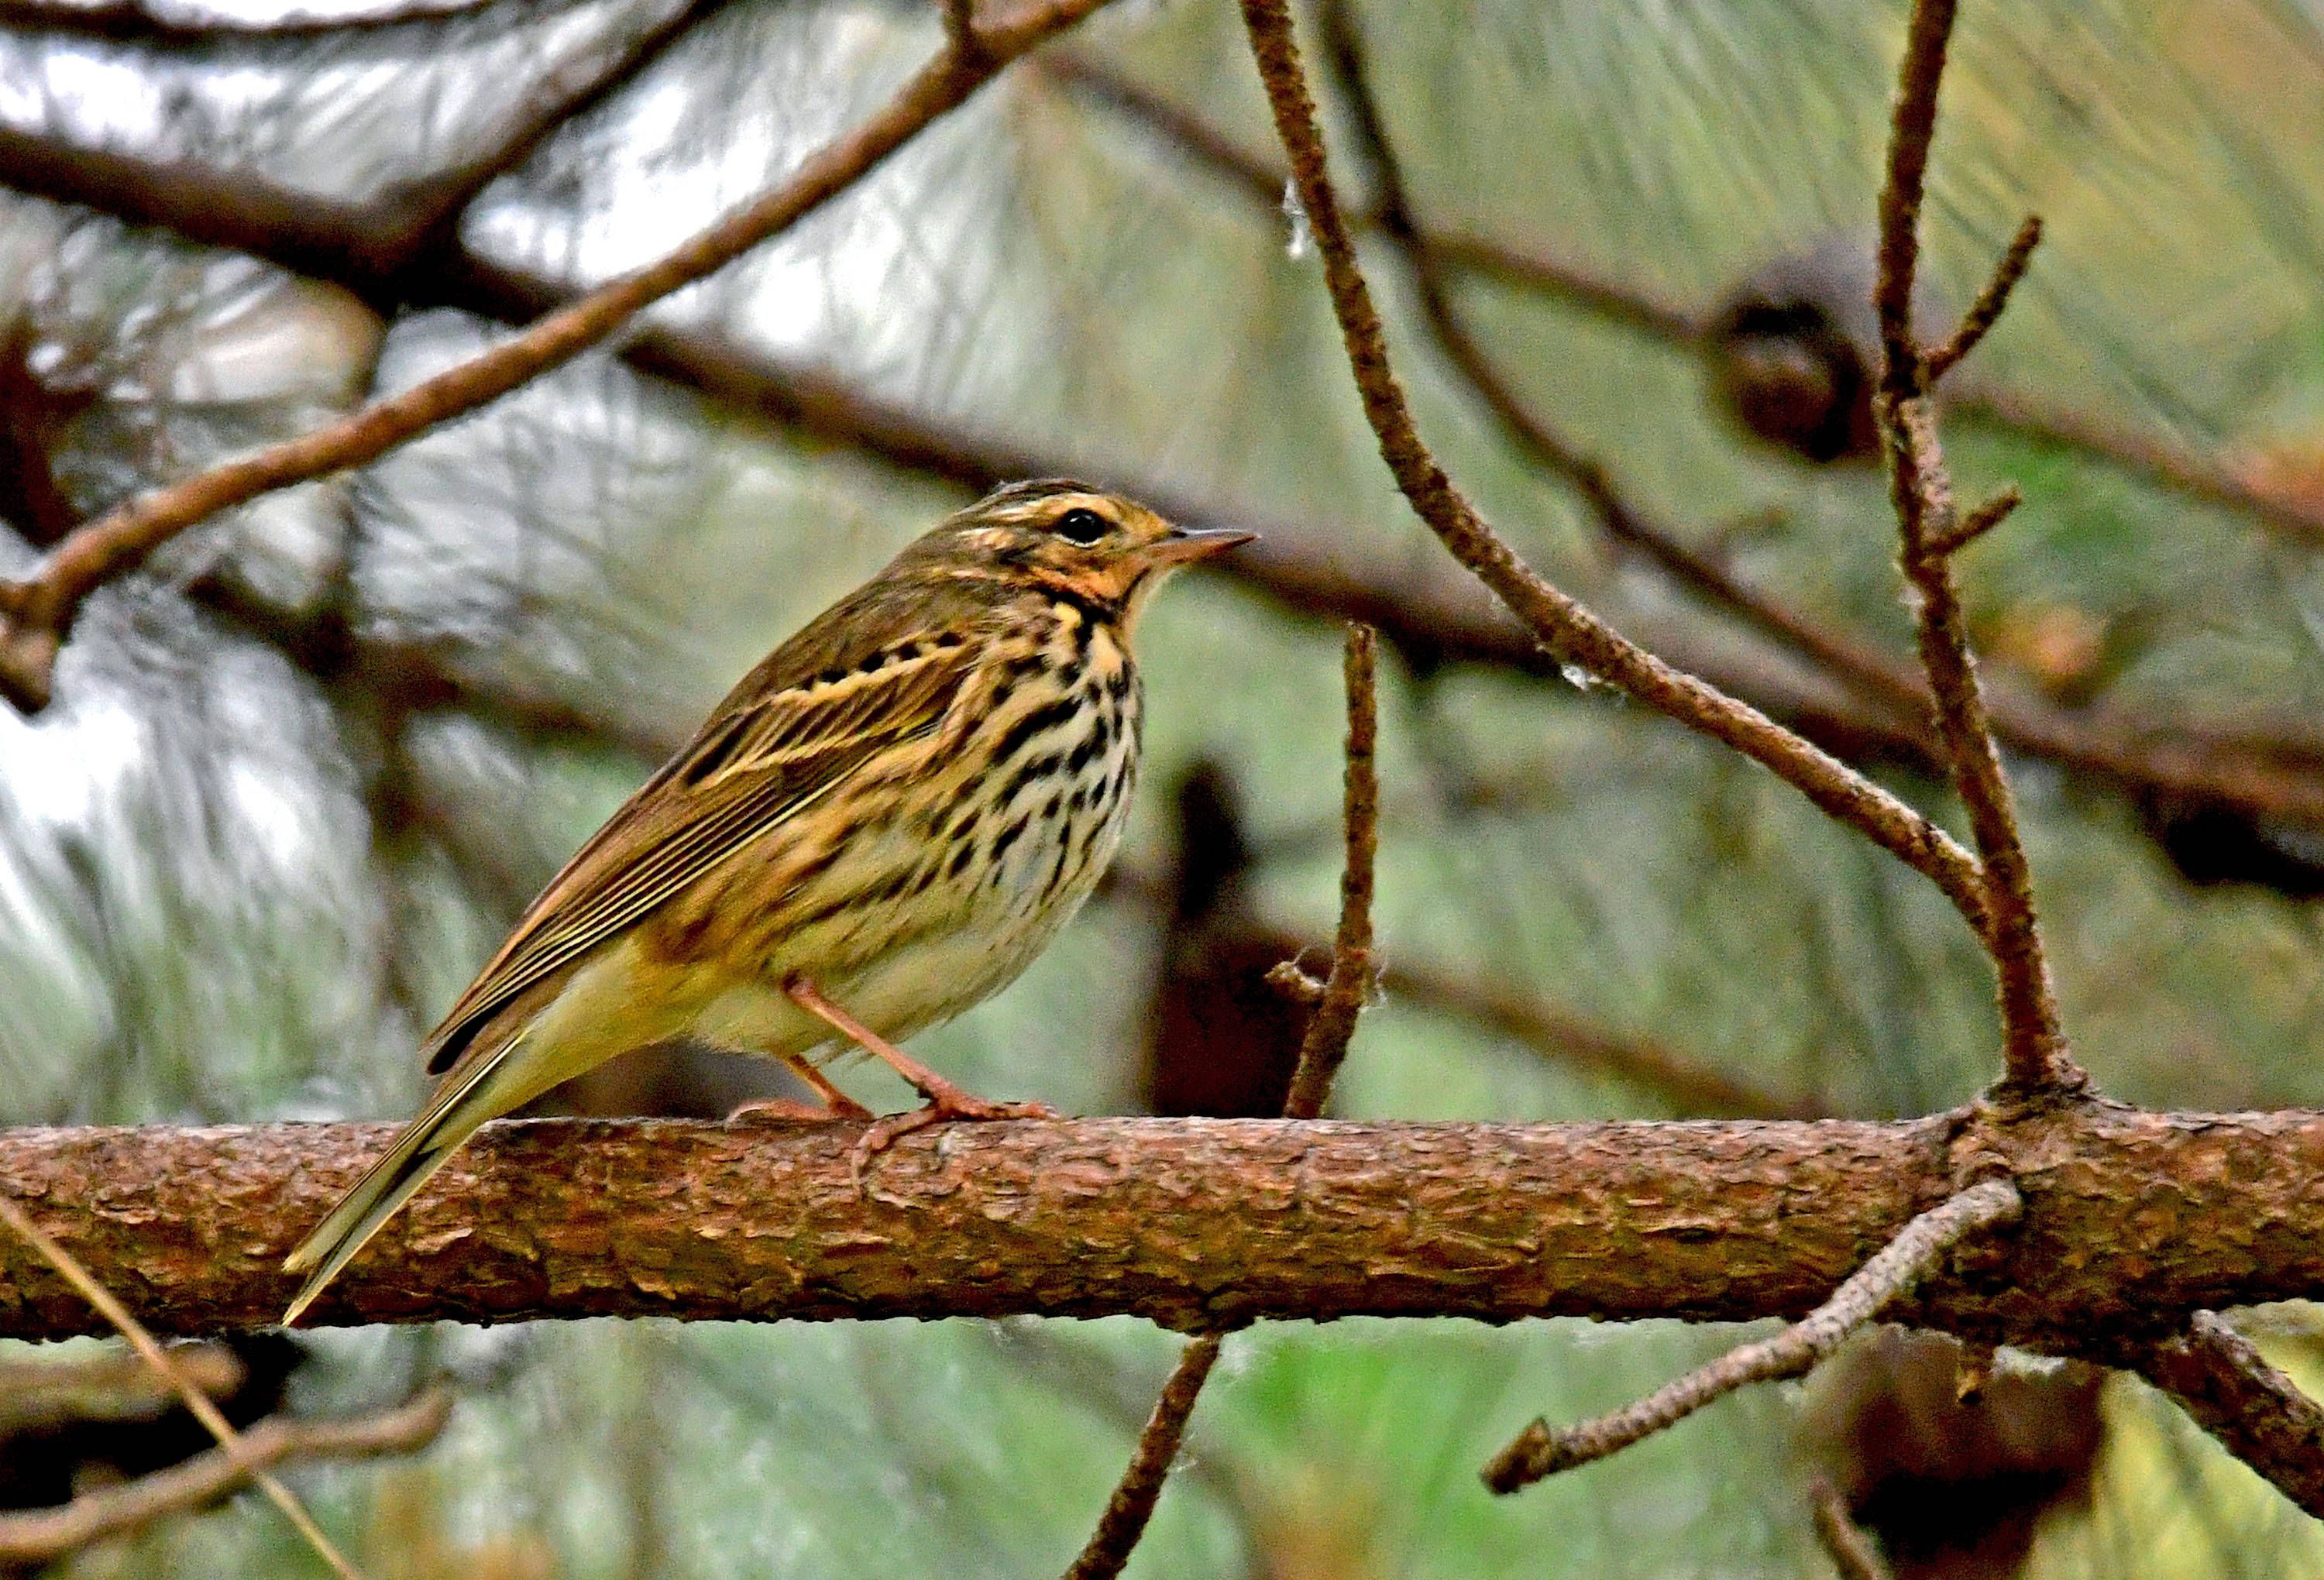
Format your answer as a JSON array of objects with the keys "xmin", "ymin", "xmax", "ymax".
[{"xmin": 280, "ymin": 1034, "xmax": 525, "ymax": 1326}]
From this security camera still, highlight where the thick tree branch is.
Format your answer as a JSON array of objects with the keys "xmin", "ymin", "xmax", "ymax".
[
  {"xmin": 5, "ymin": 1111, "xmax": 2324, "ymax": 1344},
  {"xmin": 1481, "ymin": 1178, "xmax": 2021, "ymax": 1490},
  {"xmin": 0, "ymin": 0, "xmax": 1115, "ymax": 712}
]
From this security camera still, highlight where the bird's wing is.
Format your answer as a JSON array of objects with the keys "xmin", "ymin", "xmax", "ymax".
[{"xmin": 421, "ymin": 637, "xmax": 971, "ymax": 1074}]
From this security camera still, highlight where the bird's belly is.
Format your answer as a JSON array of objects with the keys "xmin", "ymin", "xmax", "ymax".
[{"xmin": 680, "ymin": 740, "xmax": 1136, "ymax": 1055}]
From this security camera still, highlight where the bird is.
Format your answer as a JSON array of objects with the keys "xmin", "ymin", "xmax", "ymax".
[{"xmin": 281, "ymin": 480, "xmax": 1251, "ymax": 1324}]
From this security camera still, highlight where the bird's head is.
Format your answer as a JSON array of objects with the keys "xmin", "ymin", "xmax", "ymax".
[{"xmin": 917, "ymin": 479, "xmax": 1253, "ymax": 634}]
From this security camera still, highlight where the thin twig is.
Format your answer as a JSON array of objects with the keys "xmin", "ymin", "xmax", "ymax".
[
  {"xmin": 1236, "ymin": 0, "xmax": 1990, "ymax": 936},
  {"xmin": 1480, "ymin": 1177, "xmax": 2022, "ymax": 1492},
  {"xmin": 1061, "ymin": 625, "xmax": 1381, "ymax": 1580},
  {"xmin": 1807, "ymin": 1476, "xmax": 1896, "ymax": 1580},
  {"xmin": 2136, "ymin": 1311, "xmax": 2324, "ymax": 1519},
  {"xmin": 0, "ymin": 1194, "xmax": 371, "ymax": 1580},
  {"xmin": 1872, "ymin": 0, "xmax": 2080, "ymax": 1094},
  {"xmin": 1057, "ymin": 1332, "xmax": 1224, "ymax": 1580},
  {"xmin": 1282, "ymin": 625, "xmax": 1379, "ymax": 1119},
  {"xmin": 0, "ymin": 1390, "xmax": 454, "ymax": 1567},
  {"xmin": 0, "ymin": 0, "xmax": 1114, "ymax": 713},
  {"xmin": 1924, "ymin": 215, "xmax": 2043, "ymax": 382},
  {"xmin": 1923, "ymin": 485, "xmax": 2021, "ymax": 559}
]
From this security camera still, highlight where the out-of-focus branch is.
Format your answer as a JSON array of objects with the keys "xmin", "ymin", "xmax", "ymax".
[
  {"xmin": 0, "ymin": 0, "xmax": 1118, "ymax": 712},
  {"xmin": 1871, "ymin": 0, "xmax": 2077, "ymax": 1095},
  {"xmin": 0, "ymin": 1194, "xmax": 368, "ymax": 1580},
  {"xmin": 1061, "ymin": 626, "xmax": 1379, "ymax": 1580},
  {"xmin": 11, "ymin": 1111, "xmax": 2324, "ymax": 1344},
  {"xmin": 1807, "ymin": 1476, "xmax": 1896, "ymax": 1580},
  {"xmin": 1043, "ymin": 52, "xmax": 2324, "ymax": 555},
  {"xmin": 0, "ymin": 0, "xmax": 550, "ymax": 43},
  {"xmin": 13, "ymin": 91, "xmax": 2324, "ymax": 841},
  {"xmin": 1480, "ymin": 1178, "xmax": 2022, "ymax": 1492},
  {"xmin": 2136, "ymin": 1312, "xmax": 2324, "ymax": 1520},
  {"xmin": 0, "ymin": 1390, "xmax": 452, "ymax": 1568},
  {"xmin": 1380, "ymin": 966, "xmax": 1824, "ymax": 1119}
]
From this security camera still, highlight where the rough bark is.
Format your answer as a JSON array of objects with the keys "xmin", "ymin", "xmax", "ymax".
[{"xmin": 2, "ymin": 1109, "xmax": 2322, "ymax": 1347}]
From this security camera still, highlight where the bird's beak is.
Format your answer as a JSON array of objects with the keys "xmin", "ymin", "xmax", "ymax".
[{"xmin": 1143, "ymin": 525, "xmax": 1257, "ymax": 566}]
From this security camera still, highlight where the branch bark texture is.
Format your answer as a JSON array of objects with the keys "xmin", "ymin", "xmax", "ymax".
[{"xmin": 3, "ymin": 1111, "xmax": 2323, "ymax": 1347}]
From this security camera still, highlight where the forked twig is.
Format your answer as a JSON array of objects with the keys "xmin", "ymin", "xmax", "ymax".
[
  {"xmin": 1925, "ymin": 215, "xmax": 2042, "ymax": 381},
  {"xmin": 1872, "ymin": 0, "xmax": 2079, "ymax": 1094},
  {"xmin": 1233, "ymin": 0, "xmax": 1992, "ymax": 939},
  {"xmin": 1480, "ymin": 1178, "xmax": 2021, "ymax": 1492},
  {"xmin": 0, "ymin": 1390, "xmax": 453, "ymax": 1567},
  {"xmin": 0, "ymin": 1194, "xmax": 372, "ymax": 1580},
  {"xmin": 1060, "ymin": 625, "xmax": 1380, "ymax": 1580},
  {"xmin": 0, "ymin": 0, "xmax": 1116, "ymax": 713}
]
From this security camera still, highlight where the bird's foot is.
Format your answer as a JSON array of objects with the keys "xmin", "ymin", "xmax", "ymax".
[{"xmin": 850, "ymin": 1077, "xmax": 1057, "ymax": 1187}]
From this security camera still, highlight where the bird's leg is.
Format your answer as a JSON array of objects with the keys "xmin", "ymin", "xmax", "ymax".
[
  {"xmin": 782, "ymin": 977, "xmax": 1056, "ymax": 1158},
  {"xmin": 727, "ymin": 1052, "xmax": 876, "ymax": 1124}
]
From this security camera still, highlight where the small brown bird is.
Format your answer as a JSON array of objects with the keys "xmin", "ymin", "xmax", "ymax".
[{"xmin": 282, "ymin": 481, "xmax": 1250, "ymax": 1323}]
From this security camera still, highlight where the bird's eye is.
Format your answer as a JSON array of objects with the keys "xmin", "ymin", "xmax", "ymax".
[{"xmin": 1054, "ymin": 507, "xmax": 1111, "ymax": 545}]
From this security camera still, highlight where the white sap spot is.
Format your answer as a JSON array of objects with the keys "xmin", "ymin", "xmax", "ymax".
[{"xmin": 1282, "ymin": 180, "xmax": 1313, "ymax": 261}]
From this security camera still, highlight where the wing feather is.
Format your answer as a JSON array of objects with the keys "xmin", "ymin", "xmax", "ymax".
[{"xmin": 422, "ymin": 641, "xmax": 970, "ymax": 1073}]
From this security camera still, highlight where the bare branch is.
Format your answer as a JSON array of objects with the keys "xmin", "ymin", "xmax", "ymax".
[
  {"xmin": 1481, "ymin": 1179, "xmax": 2021, "ymax": 1492},
  {"xmin": 0, "ymin": 1194, "xmax": 370, "ymax": 1580},
  {"xmin": 0, "ymin": 0, "xmax": 548, "ymax": 43},
  {"xmin": 2137, "ymin": 1311, "xmax": 2324, "ymax": 1519},
  {"xmin": 1807, "ymin": 1477, "xmax": 1896, "ymax": 1580},
  {"xmin": 1281, "ymin": 625, "xmax": 1378, "ymax": 1120},
  {"xmin": 0, "ymin": 0, "xmax": 1116, "ymax": 713},
  {"xmin": 1233, "ymin": 0, "xmax": 1990, "ymax": 936},
  {"xmin": 1064, "ymin": 625, "xmax": 1378, "ymax": 1579},
  {"xmin": 1872, "ymin": 0, "xmax": 2078, "ymax": 1095},
  {"xmin": 0, "ymin": 1390, "xmax": 453, "ymax": 1568},
  {"xmin": 1381, "ymin": 967, "xmax": 1823, "ymax": 1119},
  {"xmin": 1924, "ymin": 216, "xmax": 2042, "ymax": 383},
  {"xmin": 9, "ymin": 1112, "xmax": 2324, "ymax": 1344},
  {"xmin": 1057, "ymin": 1333, "xmax": 1223, "ymax": 1580},
  {"xmin": 1922, "ymin": 485, "xmax": 2021, "ymax": 560}
]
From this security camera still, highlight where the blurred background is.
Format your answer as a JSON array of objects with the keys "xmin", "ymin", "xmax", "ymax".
[{"xmin": 4, "ymin": 0, "xmax": 2324, "ymax": 1572}]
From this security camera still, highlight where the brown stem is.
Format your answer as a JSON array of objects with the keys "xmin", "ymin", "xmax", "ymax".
[
  {"xmin": 0, "ymin": 0, "xmax": 1115, "ymax": 713},
  {"xmin": 1233, "ymin": 0, "xmax": 1989, "ymax": 936},
  {"xmin": 2137, "ymin": 1312, "xmax": 2324, "ymax": 1520},
  {"xmin": 1064, "ymin": 624, "xmax": 1379, "ymax": 1578},
  {"xmin": 1807, "ymin": 1476, "xmax": 1896, "ymax": 1580},
  {"xmin": 1924, "ymin": 216, "xmax": 2043, "ymax": 383},
  {"xmin": 0, "ymin": 1194, "xmax": 369, "ymax": 1580},
  {"xmin": 1057, "ymin": 1333, "xmax": 1223, "ymax": 1580},
  {"xmin": 0, "ymin": 1390, "xmax": 454, "ymax": 1567},
  {"xmin": 1480, "ymin": 1178, "xmax": 2021, "ymax": 1491},
  {"xmin": 1872, "ymin": 0, "xmax": 2079, "ymax": 1095},
  {"xmin": 1281, "ymin": 625, "xmax": 1379, "ymax": 1120}
]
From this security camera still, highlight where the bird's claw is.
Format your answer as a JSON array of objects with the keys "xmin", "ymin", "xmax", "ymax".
[{"xmin": 849, "ymin": 1087, "xmax": 1057, "ymax": 1190}]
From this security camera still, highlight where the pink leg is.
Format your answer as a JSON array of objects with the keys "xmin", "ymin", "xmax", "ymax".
[
  {"xmin": 782, "ymin": 977, "xmax": 1055, "ymax": 1161},
  {"xmin": 728, "ymin": 1052, "xmax": 875, "ymax": 1125}
]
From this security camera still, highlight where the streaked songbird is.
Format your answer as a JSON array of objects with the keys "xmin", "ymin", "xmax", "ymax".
[{"xmin": 282, "ymin": 481, "xmax": 1250, "ymax": 1323}]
